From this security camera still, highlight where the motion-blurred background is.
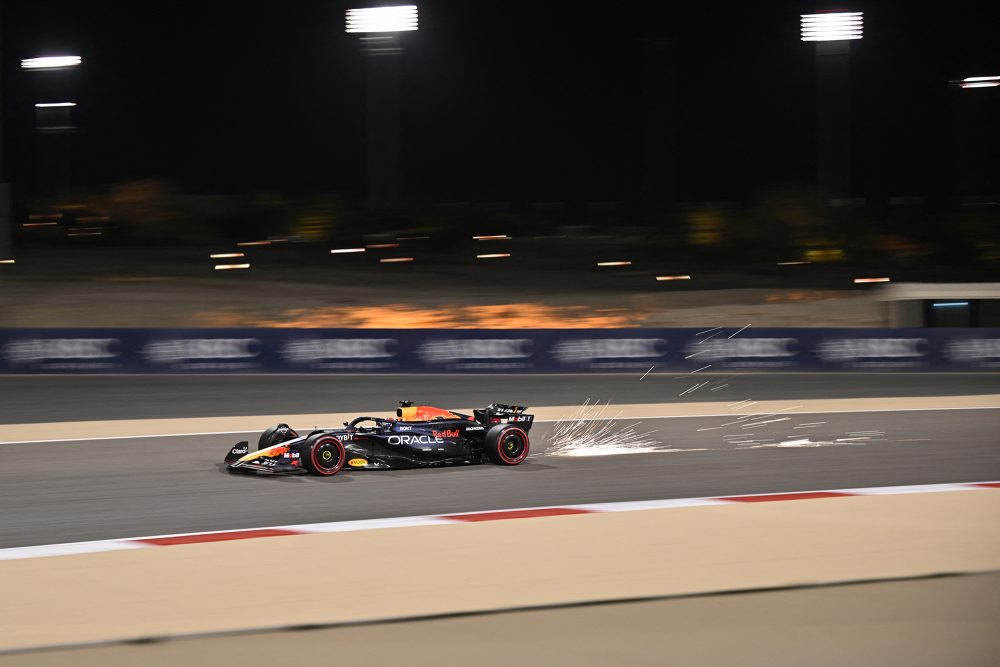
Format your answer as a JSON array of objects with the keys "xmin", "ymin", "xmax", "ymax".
[
  {"xmin": 1, "ymin": 1, "xmax": 997, "ymax": 330},
  {"xmin": 1, "ymin": 3, "xmax": 999, "ymax": 666}
]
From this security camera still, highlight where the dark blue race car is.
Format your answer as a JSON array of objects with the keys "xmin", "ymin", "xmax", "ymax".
[{"xmin": 224, "ymin": 401, "xmax": 533, "ymax": 476}]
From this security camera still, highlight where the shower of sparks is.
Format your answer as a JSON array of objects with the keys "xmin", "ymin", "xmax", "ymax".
[
  {"xmin": 690, "ymin": 364, "xmax": 713, "ymax": 374},
  {"xmin": 710, "ymin": 383, "xmax": 729, "ymax": 391},
  {"xmin": 734, "ymin": 412, "xmax": 775, "ymax": 421},
  {"xmin": 726, "ymin": 427, "xmax": 887, "ymax": 449},
  {"xmin": 733, "ymin": 406, "xmax": 803, "ymax": 424},
  {"xmin": 696, "ymin": 327, "xmax": 721, "ymax": 335},
  {"xmin": 728, "ymin": 324, "xmax": 751, "ymax": 338},
  {"xmin": 546, "ymin": 399, "xmax": 664, "ymax": 457},
  {"xmin": 697, "ymin": 330, "xmax": 723, "ymax": 343},
  {"xmin": 740, "ymin": 417, "xmax": 792, "ymax": 429},
  {"xmin": 717, "ymin": 418, "xmax": 751, "ymax": 427},
  {"xmin": 679, "ymin": 381, "xmax": 710, "ymax": 396},
  {"xmin": 640, "ymin": 366, "xmax": 655, "ymax": 381},
  {"xmin": 736, "ymin": 432, "xmax": 879, "ymax": 448}
]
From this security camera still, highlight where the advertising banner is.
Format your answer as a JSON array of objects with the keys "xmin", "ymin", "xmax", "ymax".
[{"xmin": 0, "ymin": 328, "xmax": 997, "ymax": 373}]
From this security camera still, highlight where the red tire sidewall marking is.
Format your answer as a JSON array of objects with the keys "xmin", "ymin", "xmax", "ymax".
[
  {"xmin": 496, "ymin": 427, "xmax": 528, "ymax": 464},
  {"xmin": 310, "ymin": 436, "xmax": 345, "ymax": 475}
]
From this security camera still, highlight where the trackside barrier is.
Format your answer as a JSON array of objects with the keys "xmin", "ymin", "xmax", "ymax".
[{"xmin": 0, "ymin": 328, "xmax": 998, "ymax": 373}]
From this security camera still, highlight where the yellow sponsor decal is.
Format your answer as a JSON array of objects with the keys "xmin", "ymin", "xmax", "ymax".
[{"xmin": 348, "ymin": 458, "xmax": 368, "ymax": 467}]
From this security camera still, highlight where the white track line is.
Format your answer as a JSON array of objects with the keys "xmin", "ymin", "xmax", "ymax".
[
  {"xmin": 1, "ymin": 405, "xmax": 998, "ymax": 445},
  {"xmin": 2, "ymin": 481, "xmax": 996, "ymax": 561}
]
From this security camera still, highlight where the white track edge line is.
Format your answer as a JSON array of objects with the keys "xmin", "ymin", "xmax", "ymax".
[
  {"xmin": 1, "ymin": 481, "xmax": 996, "ymax": 561},
  {"xmin": 2, "ymin": 405, "xmax": 998, "ymax": 445}
]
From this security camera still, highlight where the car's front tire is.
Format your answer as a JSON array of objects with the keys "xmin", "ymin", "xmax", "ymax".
[
  {"xmin": 301, "ymin": 435, "xmax": 346, "ymax": 476},
  {"xmin": 258, "ymin": 423, "xmax": 298, "ymax": 450},
  {"xmin": 485, "ymin": 425, "xmax": 529, "ymax": 465}
]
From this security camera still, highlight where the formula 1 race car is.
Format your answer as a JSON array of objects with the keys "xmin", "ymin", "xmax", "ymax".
[{"xmin": 223, "ymin": 402, "xmax": 533, "ymax": 476}]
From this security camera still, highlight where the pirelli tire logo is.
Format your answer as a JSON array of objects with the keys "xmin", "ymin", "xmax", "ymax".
[
  {"xmin": 416, "ymin": 339, "xmax": 533, "ymax": 369},
  {"xmin": 281, "ymin": 338, "xmax": 399, "ymax": 370},
  {"xmin": 2, "ymin": 338, "xmax": 122, "ymax": 370},
  {"xmin": 551, "ymin": 338, "xmax": 666, "ymax": 368},
  {"xmin": 143, "ymin": 338, "xmax": 261, "ymax": 370},
  {"xmin": 816, "ymin": 338, "xmax": 929, "ymax": 367},
  {"xmin": 684, "ymin": 338, "xmax": 799, "ymax": 368},
  {"xmin": 943, "ymin": 338, "xmax": 1000, "ymax": 367}
]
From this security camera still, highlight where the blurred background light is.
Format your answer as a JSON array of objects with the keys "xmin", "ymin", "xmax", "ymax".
[
  {"xmin": 476, "ymin": 253, "xmax": 510, "ymax": 259},
  {"xmin": 656, "ymin": 275, "xmax": 691, "ymax": 281},
  {"xmin": 330, "ymin": 248, "xmax": 366, "ymax": 254},
  {"xmin": 473, "ymin": 235, "xmax": 510, "ymax": 240},
  {"xmin": 800, "ymin": 12, "xmax": 863, "ymax": 42},
  {"xmin": 214, "ymin": 263, "xmax": 250, "ymax": 270},
  {"xmin": 380, "ymin": 257, "xmax": 414, "ymax": 263},
  {"xmin": 597, "ymin": 261, "xmax": 631, "ymax": 267},
  {"xmin": 346, "ymin": 5, "xmax": 418, "ymax": 33},
  {"xmin": 854, "ymin": 277, "xmax": 891, "ymax": 283},
  {"xmin": 21, "ymin": 55, "xmax": 82, "ymax": 69},
  {"xmin": 959, "ymin": 76, "xmax": 999, "ymax": 89},
  {"xmin": 209, "ymin": 253, "xmax": 244, "ymax": 259},
  {"xmin": 34, "ymin": 102, "xmax": 77, "ymax": 108}
]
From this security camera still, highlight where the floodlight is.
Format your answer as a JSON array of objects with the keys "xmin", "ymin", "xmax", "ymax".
[
  {"xmin": 346, "ymin": 5, "xmax": 418, "ymax": 33},
  {"xmin": 960, "ymin": 75, "xmax": 999, "ymax": 89},
  {"xmin": 800, "ymin": 12, "xmax": 863, "ymax": 42},
  {"xmin": 21, "ymin": 55, "xmax": 82, "ymax": 70}
]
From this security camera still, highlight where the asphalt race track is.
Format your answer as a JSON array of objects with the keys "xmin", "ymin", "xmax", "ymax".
[
  {"xmin": 3, "ymin": 372, "xmax": 999, "ymax": 424},
  {"xmin": 0, "ymin": 371, "xmax": 997, "ymax": 549}
]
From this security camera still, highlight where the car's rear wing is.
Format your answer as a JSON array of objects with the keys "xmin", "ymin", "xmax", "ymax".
[{"xmin": 475, "ymin": 403, "xmax": 534, "ymax": 430}]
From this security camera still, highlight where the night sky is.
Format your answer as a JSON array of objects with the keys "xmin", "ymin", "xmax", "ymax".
[{"xmin": 3, "ymin": 0, "xmax": 998, "ymax": 204}]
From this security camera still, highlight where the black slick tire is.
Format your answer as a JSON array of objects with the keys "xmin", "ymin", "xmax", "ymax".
[
  {"xmin": 301, "ymin": 435, "xmax": 346, "ymax": 476},
  {"xmin": 485, "ymin": 425, "xmax": 529, "ymax": 465},
  {"xmin": 258, "ymin": 423, "xmax": 298, "ymax": 450}
]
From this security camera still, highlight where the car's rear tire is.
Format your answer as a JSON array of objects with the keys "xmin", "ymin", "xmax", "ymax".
[
  {"xmin": 485, "ymin": 425, "xmax": 529, "ymax": 465},
  {"xmin": 258, "ymin": 423, "xmax": 298, "ymax": 450},
  {"xmin": 302, "ymin": 435, "xmax": 346, "ymax": 476}
]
